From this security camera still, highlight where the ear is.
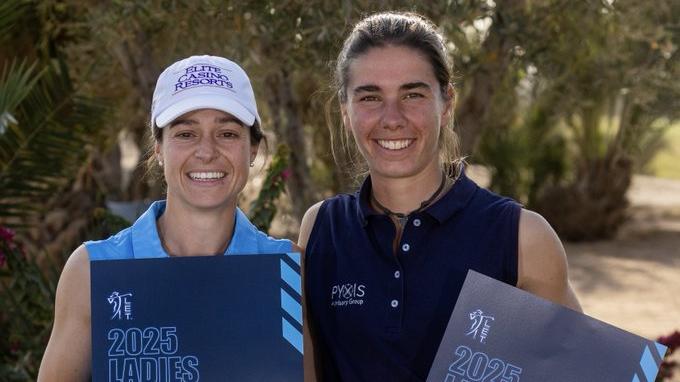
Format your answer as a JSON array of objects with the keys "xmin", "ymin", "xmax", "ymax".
[
  {"xmin": 250, "ymin": 142, "xmax": 260, "ymax": 164},
  {"xmin": 154, "ymin": 141, "xmax": 162, "ymax": 162}
]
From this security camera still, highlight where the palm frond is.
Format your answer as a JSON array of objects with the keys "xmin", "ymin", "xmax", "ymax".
[
  {"xmin": 0, "ymin": 0, "xmax": 33, "ymax": 40},
  {"xmin": 0, "ymin": 60, "xmax": 42, "ymax": 135},
  {"xmin": 0, "ymin": 58, "xmax": 107, "ymax": 225}
]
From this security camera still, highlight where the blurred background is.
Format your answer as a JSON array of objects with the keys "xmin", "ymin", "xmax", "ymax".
[{"xmin": 1, "ymin": 0, "xmax": 678, "ymax": 380}]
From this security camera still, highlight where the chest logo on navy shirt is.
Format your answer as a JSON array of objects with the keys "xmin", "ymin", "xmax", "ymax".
[{"xmin": 330, "ymin": 283, "xmax": 366, "ymax": 307}]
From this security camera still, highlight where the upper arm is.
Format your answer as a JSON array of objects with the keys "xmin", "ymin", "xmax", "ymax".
[
  {"xmin": 297, "ymin": 201, "xmax": 323, "ymax": 251},
  {"xmin": 517, "ymin": 209, "xmax": 582, "ymax": 312},
  {"xmin": 38, "ymin": 245, "xmax": 92, "ymax": 382},
  {"xmin": 296, "ymin": 203, "xmax": 323, "ymax": 381}
]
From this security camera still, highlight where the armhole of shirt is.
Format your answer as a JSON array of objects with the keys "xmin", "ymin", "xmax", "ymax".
[
  {"xmin": 84, "ymin": 240, "xmax": 102, "ymax": 261},
  {"xmin": 305, "ymin": 199, "xmax": 330, "ymax": 255},
  {"xmin": 506, "ymin": 201, "xmax": 522, "ymax": 287}
]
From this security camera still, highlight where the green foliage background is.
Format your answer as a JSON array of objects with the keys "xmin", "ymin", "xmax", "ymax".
[{"xmin": 0, "ymin": 0, "xmax": 678, "ymax": 379}]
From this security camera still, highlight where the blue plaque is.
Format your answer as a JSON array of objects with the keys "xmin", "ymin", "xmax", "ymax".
[
  {"xmin": 427, "ymin": 270, "xmax": 667, "ymax": 382},
  {"xmin": 90, "ymin": 253, "xmax": 303, "ymax": 381}
]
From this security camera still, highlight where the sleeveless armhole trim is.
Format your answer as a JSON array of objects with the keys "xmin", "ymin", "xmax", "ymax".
[{"xmin": 506, "ymin": 201, "xmax": 522, "ymax": 287}]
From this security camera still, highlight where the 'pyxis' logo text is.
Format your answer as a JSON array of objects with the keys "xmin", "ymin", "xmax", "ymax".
[
  {"xmin": 330, "ymin": 283, "xmax": 366, "ymax": 307},
  {"xmin": 466, "ymin": 309, "xmax": 494, "ymax": 343},
  {"xmin": 108, "ymin": 291, "xmax": 133, "ymax": 320},
  {"xmin": 174, "ymin": 64, "xmax": 233, "ymax": 92}
]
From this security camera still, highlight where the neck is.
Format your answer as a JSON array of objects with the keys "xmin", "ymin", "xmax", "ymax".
[
  {"xmin": 157, "ymin": 200, "xmax": 236, "ymax": 257},
  {"xmin": 370, "ymin": 163, "xmax": 445, "ymax": 215}
]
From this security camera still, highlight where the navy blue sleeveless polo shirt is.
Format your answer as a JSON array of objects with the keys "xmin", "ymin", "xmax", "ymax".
[{"xmin": 305, "ymin": 170, "xmax": 521, "ymax": 381}]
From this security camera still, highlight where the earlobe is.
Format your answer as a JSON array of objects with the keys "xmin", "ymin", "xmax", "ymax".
[
  {"xmin": 250, "ymin": 143, "xmax": 259, "ymax": 165},
  {"xmin": 154, "ymin": 142, "xmax": 162, "ymax": 163}
]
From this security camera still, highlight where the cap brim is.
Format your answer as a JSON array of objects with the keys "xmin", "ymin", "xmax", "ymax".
[{"xmin": 155, "ymin": 95, "xmax": 257, "ymax": 128}]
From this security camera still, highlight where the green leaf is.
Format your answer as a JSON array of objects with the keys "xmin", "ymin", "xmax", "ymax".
[{"xmin": 0, "ymin": 58, "xmax": 107, "ymax": 224}]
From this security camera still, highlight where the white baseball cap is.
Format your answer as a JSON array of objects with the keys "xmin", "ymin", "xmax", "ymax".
[{"xmin": 150, "ymin": 55, "xmax": 261, "ymax": 130}]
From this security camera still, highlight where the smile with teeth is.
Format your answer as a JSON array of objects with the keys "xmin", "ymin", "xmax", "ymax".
[
  {"xmin": 188, "ymin": 171, "xmax": 226, "ymax": 181},
  {"xmin": 376, "ymin": 139, "xmax": 414, "ymax": 150}
]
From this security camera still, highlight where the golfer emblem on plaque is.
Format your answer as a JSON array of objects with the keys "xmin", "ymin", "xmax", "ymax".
[
  {"xmin": 107, "ymin": 291, "xmax": 133, "ymax": 320},
  {"xmin": 466, "ymin": 309, "xmax": 494, "ymax": 344}
]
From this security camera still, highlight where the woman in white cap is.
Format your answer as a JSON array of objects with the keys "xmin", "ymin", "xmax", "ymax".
[{"xmin": 38, "ymin": 55, "xmax": 302, "ymax": 380}]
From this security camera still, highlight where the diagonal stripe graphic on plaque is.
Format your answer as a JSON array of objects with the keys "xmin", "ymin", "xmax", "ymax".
[
  {"xmin": 281, "ymin": 288, "xmax": 303, "ymax": 325},
  {"xmin": 280, "ymin": 259, "xmax": 301, "ymax": 295},
  {"xmin": 279, "ymin": 256, "xmax": 303, "ymax": 355},
  {"xmin": 282, "ymin": 317, "xmax": 303, "ymax": 354},
  {"xmin": 286, "ymin": 252, "xmax": 301, "ymax": 266},
  {"xmin": 654, "ymin": 342, "xmax": 668, "ymax": 360},
  {"xmin": 640, "ymin": 346, "xmax": 659, "ymax": 382}
]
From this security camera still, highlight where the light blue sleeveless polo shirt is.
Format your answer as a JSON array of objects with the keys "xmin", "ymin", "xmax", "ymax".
[{"xmin": 86, "ymin": 201, "xmax": 292, "ymax": 260}]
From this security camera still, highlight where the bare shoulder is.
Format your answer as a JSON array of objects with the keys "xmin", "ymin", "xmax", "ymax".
[
  {"xmin": 517, "ymin": 209, "xmax": 582, "ymax": 312},
  {"xmin": 295, "ymin": 203, "xmax": 322, "ymax": 381},
  {"xmin": 60, "ymin": 244, "xmax": 91, "ymax": 289},
  {"xmin": 297, "ymin": 201, "xmax": 324, "ymax": 250},
  {"xmin": 51, "ymin": 244, "xmax": 91, "ymax": 321},
  {"xmin": 38, "ymin": 245, "xmax": 92, "ymax": 381}
]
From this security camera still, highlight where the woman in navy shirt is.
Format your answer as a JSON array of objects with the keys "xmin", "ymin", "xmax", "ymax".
[{"xmin": 299, "ymin": 12, "xmax": 581, "ymax": 381}]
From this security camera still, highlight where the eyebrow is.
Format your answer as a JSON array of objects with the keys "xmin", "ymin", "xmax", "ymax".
[
  {"xmin": 352, "ymin": 81, "xmax": 432, "ymax": 95},
  {"xmin": 216, "ymin": 116, "xmax": 244, "ymax": 126},
  {"xmin": 353, "ymin": 84, "xmax": 380, "ymax": 95},
  {"xmin": 401, "ymin": 81, "xmax": 431, "ymax": 91},
  {"xmin": 169, "ymin": 115, "xmax": 244, "ymax": 128}
]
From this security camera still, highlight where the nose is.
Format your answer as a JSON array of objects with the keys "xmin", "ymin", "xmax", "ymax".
[
  {"xmin": 194, "ymin": 135, "xmax": 218, "ymax": 162},
  {"xmin": 381, "ymin": 98, "xmax": 405, "ymax": 130}
]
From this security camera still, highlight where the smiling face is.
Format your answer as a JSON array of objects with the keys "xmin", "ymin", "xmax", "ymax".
[
  {"xmin": 341, "ymin": 45, "xmax": 452, "ymax": 182},
  {"xmin": 155, "ymin": 108, "xmax": 258, "ymax": 212}
]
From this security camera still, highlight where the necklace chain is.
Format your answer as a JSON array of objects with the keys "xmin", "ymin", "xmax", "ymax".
[{"xmin": 370, "ymin": 171, "xmax": 448, "ymax": 225}]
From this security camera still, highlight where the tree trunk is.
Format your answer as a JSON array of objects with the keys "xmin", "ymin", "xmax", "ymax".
[
  {"xmin": 264, "ymin": 69, "xmax": 317, "ymax": 222},
  {"xmin": 109, "ymin": 30, "xmax": 163, "ymax": 202},
  {"xmin": 455, "ymin": 3, "xmax": 524, "ymax": 157}
]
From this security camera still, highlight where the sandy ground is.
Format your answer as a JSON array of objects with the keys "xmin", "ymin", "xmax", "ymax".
[
  {"xmin": 567, "ymin": 175, "xmax": 680, "ymax": 340},
  {"xmin": 564, "ymin": 175, "xmax": 680, "ymax": 380}
]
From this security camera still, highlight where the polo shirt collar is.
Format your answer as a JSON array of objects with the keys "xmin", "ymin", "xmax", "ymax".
[
  {"xmin": 425, "ymin": 169, "xmax": 477, "ymax": 223},
  {"xmin": 355, "ymin": 168, "xmax": 478, "ymax": 225},
  {"xmin": 130, "ymin": 200, "xmax": 167, "ymax": 259},
  {"xmin": 224, "ymin": 207, "xmax": 262, "ymax": 255},
  {"xmin": 356, "ymin": 177, "xmax": 381, "ymax": 226},
  {"xmin": 130, "ymin": 200, "xmax": 255, "ymax": 258}
]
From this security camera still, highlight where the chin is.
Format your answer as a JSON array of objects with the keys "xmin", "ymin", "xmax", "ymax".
[
  {"xmin": 370, "ymin": 163, "xmax": 420, "ymax": 179},
  {"xmin": 181, "ymin": 196, "xmax": 236, "ymax": 212}
]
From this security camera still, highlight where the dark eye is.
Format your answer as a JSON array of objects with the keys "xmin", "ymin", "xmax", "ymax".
[
  {"xmin": 175, "ymin": 131, "xmax": 195, "ymax": 138},
  {"xmin": 219, "ymin": 131, "xmax": 239, "ymax": 139},
  {"xmin": 404, "ymin": 92, "xmax": 424, "ymax": 99},
  {"xmin": 359, "ymin": 95, "xmax": 380, "ymax": 102}
]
